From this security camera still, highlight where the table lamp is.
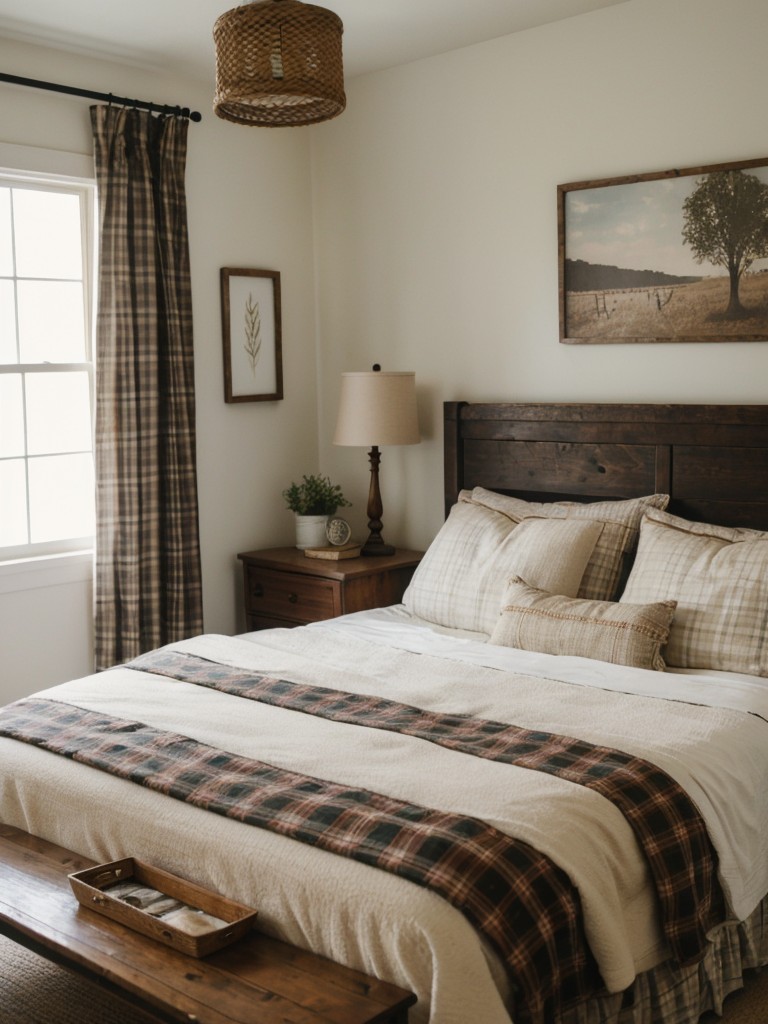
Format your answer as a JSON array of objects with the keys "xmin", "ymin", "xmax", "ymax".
[{"xmin": 333, "ymin": 365, "xmax": 420, "ymax": 556}]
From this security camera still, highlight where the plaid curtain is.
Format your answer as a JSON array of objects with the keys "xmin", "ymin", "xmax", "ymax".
[{"xmin": 91, "ymin": 106, "xmax": 203, "ymax": 670}]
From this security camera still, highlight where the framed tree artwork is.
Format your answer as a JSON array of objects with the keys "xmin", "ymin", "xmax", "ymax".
[
  {"xmin": 221, "ymin": 267, "xmax": 283, "ymax": 401},
  {"xmin": 558, "ymin": 156, "xmax": 768, "ymax": 343}
]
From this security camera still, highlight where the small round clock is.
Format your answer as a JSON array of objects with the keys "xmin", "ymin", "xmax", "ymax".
[{"xmin": 326, "ymin": 516, "xmax": 352, "ymax": 546}]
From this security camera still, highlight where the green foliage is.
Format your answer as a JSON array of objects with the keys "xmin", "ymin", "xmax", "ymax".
[
  {"xmin": 243, "ymin": 292, "xmax": 262, "ymax": 374},
  {"xmin": 282, "ymin": 474, "xmax": 351, "ymax": 516},
  {"xmin": 682, "ymin": 169, "xmax": 768, "ymax": 315}
]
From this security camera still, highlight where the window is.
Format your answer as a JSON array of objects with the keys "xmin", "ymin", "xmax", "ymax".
[{"xmin": 0, "ymin": 175, "xmax": 95, "ymax": 562}]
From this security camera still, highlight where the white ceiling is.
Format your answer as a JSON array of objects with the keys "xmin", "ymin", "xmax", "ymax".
[{"xmin": 0, "ymin": 0, "xmax": 628, "ymax": 83}]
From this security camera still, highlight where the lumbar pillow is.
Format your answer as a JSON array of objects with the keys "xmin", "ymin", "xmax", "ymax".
[
  {"xmin": 491, "ymin": 577, "xmax": 676, "ymax": 671},
  {"xmin": 403, "ymin": 504, "xmax": 602, "ymax": 634},
  {"xmin": 620, "ymin": 508, "xmax": 768, "ymax": 675}
]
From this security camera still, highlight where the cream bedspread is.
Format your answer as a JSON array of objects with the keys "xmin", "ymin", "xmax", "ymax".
[{"xmin": 1, "ymin": 612, "xmax": 766, "ymax": 1024}]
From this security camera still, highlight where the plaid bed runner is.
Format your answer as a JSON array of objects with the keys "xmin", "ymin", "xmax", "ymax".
[
  {"xmin": 0, "ymin": 696, "xmax": 595, "ymax": 1024},
  {"xmin": 128, "ymin": 649, "xmax": 724, "ymax": 970}
]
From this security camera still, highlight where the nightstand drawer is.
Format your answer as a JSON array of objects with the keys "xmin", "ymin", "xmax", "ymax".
[
  {"xmin": 238, "ymin": 547, "xmax": 423, "ymax": 632},
  {"xmin": 245, "ymin": 566, "xmax": 340, "ymax": 624}
]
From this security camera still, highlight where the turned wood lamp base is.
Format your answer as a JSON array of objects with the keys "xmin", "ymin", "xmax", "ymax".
[{"xmin": 361, "ymin": 445, "xmax": 396, "ymax": 556}]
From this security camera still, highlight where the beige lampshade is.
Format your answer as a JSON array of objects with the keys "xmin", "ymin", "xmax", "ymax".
[{"xmin": 333, "ymin": 371, "xmax": 420, "ymax": 447}]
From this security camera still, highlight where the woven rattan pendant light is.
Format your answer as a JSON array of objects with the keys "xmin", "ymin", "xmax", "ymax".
[{"xmin": 213, "ymin": 0, "xmax": 345, "ymax": 127}]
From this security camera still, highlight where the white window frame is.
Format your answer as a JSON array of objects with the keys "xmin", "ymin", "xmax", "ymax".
[{"xmin": 0, "ymin": 143, "xmax": 96, "ymax": 593}]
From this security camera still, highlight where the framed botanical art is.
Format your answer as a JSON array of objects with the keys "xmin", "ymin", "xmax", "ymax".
[
  {"xmin": 221, "ymin": 267, "xmax": 283, "ymax": 401},
  {"xmin": 558, "ymin": 156, "xmax": 768, "ymax": 344}
]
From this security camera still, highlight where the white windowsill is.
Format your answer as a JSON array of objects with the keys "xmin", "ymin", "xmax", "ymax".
[{"xmin": 0, "ymin": 550, "xmax": 94, "ymax": 595}]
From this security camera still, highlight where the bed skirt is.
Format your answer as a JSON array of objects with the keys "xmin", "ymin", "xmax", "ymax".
[{"xmin": 560, "ymin": 897, "xmax": 767, "ymax": 1024}]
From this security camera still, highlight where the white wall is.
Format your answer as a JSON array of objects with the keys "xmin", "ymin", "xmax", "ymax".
[
  {"xmin": 0, "ymin": 38, "xmax": 320, "ymax": 701},
  {"xmin": 312, "ymin": 0, "xmax": 768, "ymax": 552}
]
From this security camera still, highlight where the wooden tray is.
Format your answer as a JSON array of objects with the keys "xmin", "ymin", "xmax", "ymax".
[{"xmin": 69, "ymin": 857, "xmax": 257, "ymax": 957}]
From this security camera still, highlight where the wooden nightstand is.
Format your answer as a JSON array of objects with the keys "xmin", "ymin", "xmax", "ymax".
[{"xmin": 237, "ymin": 547, "xmax": 423, "ymax": 631}]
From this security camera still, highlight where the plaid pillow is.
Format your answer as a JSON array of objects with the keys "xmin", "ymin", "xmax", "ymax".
[
  {"xmin": 403, "ymin": 505, "xmax": 602, "ymax": 634},
  {"xmin": 491, "ymin": 577, "xmax": 676, "ymax": 670},
  {"xmin": 465, "ymin": 488, "xmax": 669, "ymax": 602},
  {"xmin": 621, "ymin": 508, "xmax": 768, "ymax": 675}
]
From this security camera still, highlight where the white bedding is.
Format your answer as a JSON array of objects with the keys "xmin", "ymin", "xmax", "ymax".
[{"xmin": 1, "ymin": 608, "xmax": 767, "ymax": 1024}]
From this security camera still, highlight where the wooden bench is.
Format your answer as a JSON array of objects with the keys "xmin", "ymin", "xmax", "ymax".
[{"xmin": 0, "ymin": 825, "xmax": 416, "ymax": 1024}]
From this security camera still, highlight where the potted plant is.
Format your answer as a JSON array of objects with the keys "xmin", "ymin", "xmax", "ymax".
[{"xmin": 282, "ymin": 474, "xmax": 351, "ymax": 549}]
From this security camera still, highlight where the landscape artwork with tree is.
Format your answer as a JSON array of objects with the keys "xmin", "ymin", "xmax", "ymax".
[{"xmin": 558, "ymin": 157, "xmax": 768, "ymax": 343}]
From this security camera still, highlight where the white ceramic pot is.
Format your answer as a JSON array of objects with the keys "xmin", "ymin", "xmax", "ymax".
[{"xmin": 294, "ymin": 514, "xmax": 329, "ymax": 550}]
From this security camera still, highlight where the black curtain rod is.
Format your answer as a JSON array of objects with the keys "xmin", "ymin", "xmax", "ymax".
[{"xmin": 0, "ymin": 71, "xmax": 202, "ymax": 122}]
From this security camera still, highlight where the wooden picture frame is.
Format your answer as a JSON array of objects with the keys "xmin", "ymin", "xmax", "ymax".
[
  {"xmin": 221, "ymin": 268, "xmax": 283, "ymax": 402},
  {"xmin": 558, "ymin": 156, "xmax": 768, "ymax": 344}
]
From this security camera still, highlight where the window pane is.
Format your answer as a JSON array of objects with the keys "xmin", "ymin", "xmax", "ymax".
[
  {"xmin": 0, "ymin": 279, "xmax": 17, "ymax": 362},
  {"xmin": 17, "ymin": 280, "xmax": 86, "ymax": 362},
  {"xmin": 0, "ymin": 187, "xmax": 12, "ymax": 276},
  {"xmin": 29, "ymin": 453, "xmax": 94, "ymax": 543},
  {"xmin": 0, "ymin": 375, "xmax": 25, "ymax": 457},
  {"xmin": 12, "ymin": 189, "xmax": 82, "ymax": 279},
  {"xmin": 26, "ymin": 372, "xmax": 92, "ymax": 455},
  {"xmin": 0, "ymin": 174, "xmax": 94, "ymax": 561},
  {"xmin": 0, "ymin": 459, "xmax": 28, "ymax": 546}
]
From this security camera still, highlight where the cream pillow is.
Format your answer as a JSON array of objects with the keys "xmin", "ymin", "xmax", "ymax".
[
  {"xmin": 403, "ymin": 504, "xmax": 602, "ymax": 634},
  {"xmin": 464, "ymin": 488, "xmax": 669, "ymax": 602},
  {"xmin": 620, "ymin": 508, "xmax": 768, "ymax": 675},
  {"xmin": 491, "ymin": 577, "xmax": 676, "ymax": 671}
]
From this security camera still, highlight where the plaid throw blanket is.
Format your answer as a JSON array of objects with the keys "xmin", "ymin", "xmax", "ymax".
[
  {"xmin": 128, "ymin": 649, "xmax": 724, "ymax": 970},
  {"xmin": 0, "ymin": 696, "xmax": 595, "ymax": 1024}
]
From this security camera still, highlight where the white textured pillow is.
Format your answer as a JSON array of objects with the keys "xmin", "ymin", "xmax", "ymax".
[
  {"xmin": 403, "ymin": 504, "xmax": 602, "ymax": 634},
  {"xmin": 621, "ymin": 508, "xmax": 768, "ymax": 675},
  {"xmin": 490, "ymin": 577, "xmax": 676, "ymax": 671},
  {"xmin": 464, "ymin": 488, "xmax": 669, "ymax": 602}
]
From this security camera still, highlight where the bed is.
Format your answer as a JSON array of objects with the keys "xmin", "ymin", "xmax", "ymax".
[{"xmin": 2, "ymin": 400, "xmax": 768, "ymax": 1024}]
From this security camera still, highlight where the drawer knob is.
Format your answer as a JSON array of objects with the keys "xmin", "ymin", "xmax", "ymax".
[
  {"xmin": 288, "ymin": 593, "xmax": 298, "ymax": 604},
  {"xmin": 251, "ymin": 583, "xmax": 264, "ymax": 598}
]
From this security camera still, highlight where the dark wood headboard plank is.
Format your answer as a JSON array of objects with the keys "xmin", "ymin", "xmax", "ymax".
[
  {"xmin": 654, "ymin": 443, "xmax": 672, "ymax": 497},
  {"xmin": 462, "ymin": 440, "xmax": 657, "ymax": 501},
  {"xmin": 456, "ymin": 403, "xmax": 765, "ymax": 427},
  {"xmin": 460, "ymin": 420, "xmax": 762, "ymax": 446},
  {"xmin": 445, "ymin": 402, "xmax": 768, "ymax": 531},
  {"xmin": 443, "ymin": 401, "xmax": 465, "ymax": 513},
  {"xmin": 673, "ymin": 447, "xmax": 768, "ymax": 501}
]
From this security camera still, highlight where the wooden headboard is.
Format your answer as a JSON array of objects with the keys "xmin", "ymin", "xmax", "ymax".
[{"xmin": 444, "ymin": 402, "xmax": 768, "ymax": 531}]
